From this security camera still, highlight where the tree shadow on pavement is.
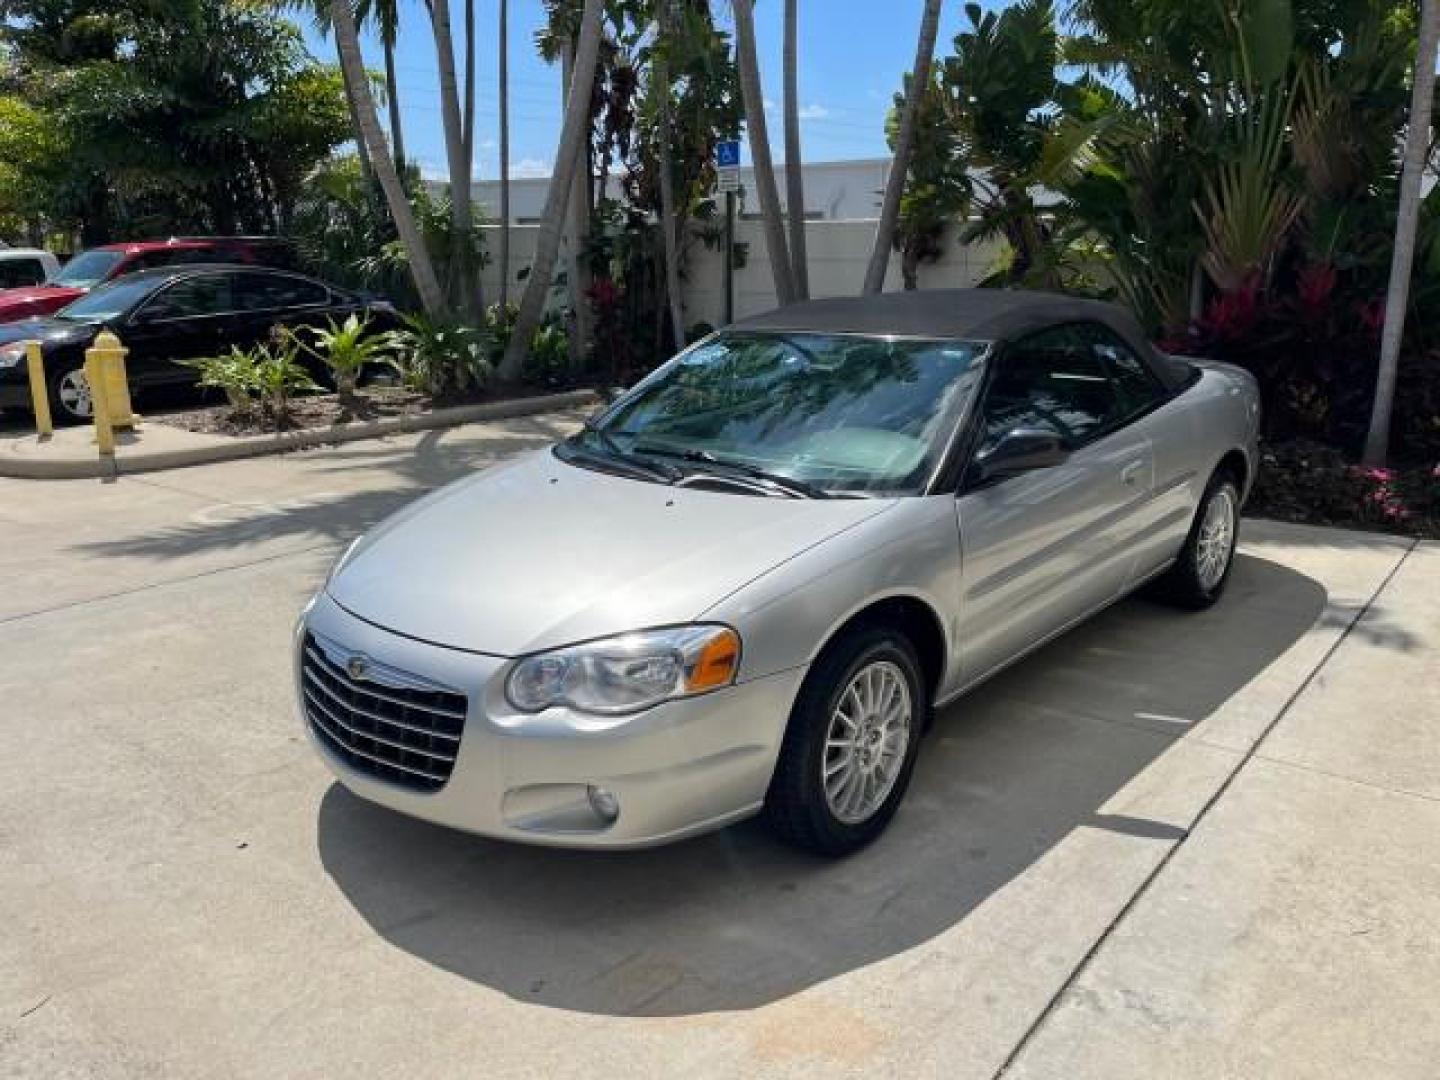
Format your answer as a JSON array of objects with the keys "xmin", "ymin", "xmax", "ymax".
[{"xmin": 316, "ymin": 554, "xmax": 1326, "ymax": 1017}]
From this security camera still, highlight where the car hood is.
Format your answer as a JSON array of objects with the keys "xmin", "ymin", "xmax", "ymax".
[
  {"xmin": 0, "ymin": 286, "xmax": 83, "ymax": 322},
  {"xmin": 0, "ymin": 316, "xmax": 99, "ymax": 349},
  {"xmin": 327, "ymin": 448, "xmax": 897, "ymax": 656}
]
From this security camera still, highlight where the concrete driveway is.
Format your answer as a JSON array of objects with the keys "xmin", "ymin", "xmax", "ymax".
[{"xmin": 0, "ymin": 415, "xmax": 1435, "ymax": 1078}]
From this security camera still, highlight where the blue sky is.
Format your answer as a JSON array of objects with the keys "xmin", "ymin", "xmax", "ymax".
[{"xmin": 299, "ymin": 1, "xmax": 991, "ymax": 182}]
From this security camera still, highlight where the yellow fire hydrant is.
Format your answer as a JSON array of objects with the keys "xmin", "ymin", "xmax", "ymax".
[{"xmin": 84, "ymin": 330, "xmax": 137, "ymax": 456}]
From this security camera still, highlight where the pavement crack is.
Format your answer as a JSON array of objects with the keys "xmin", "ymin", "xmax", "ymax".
[
  {"xmin": 19, "ymin": 994, "xmax": 50, "ymax": 1019},
  {"xmin": 990, "ymin": 536, "xmax": 1421, "ymax": 1079}
]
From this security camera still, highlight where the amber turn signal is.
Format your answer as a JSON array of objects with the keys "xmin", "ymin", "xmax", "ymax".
[{"xmin": 685, "ymin": 628, "xmax": 741, "ymax": 692}]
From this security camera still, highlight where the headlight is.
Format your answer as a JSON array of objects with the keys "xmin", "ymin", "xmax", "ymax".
[
  {"xmin": 506, "ymin": 624, "xmax": 741, "ymax": 716},
  {"xmin": 0, "ymin": 343, "xmax": 26, "ymax": 369}
]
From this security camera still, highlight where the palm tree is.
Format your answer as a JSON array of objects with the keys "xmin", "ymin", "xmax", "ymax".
[
  {"xmin": 498, "ymin": 0, "xmax": 511, "ymax": 305},
  {"xmin": 782, "ymin": 0, "xmax": 809, "ymax": 298},
  {"xmin": 733, "ymin": 0, "xmax": 796, "ymax": 306},
  {"xmin": 656, "ymin": 0, "xmax": 686, "ymax": 350},
  {"xmin": 376, "ymin": 0, "xmax": 405, "ymax": 168},
  {"xmin": 501, "ymin": 0, "xmax": 606, "ymax": 380},
  {"xmin": 864, "ymin": 0, "xmax": 943, "ymax": 294},
  {"xmin": 1364, "ymin": 0, "xmax": 1440, "ymax": 465},
  {"xmin": 428, "ymin": 0, "xmax": 475, "ymax": 307},
  {"xmin": 329, "ymin": 0, "xmax": 445, "ymax": 314}
]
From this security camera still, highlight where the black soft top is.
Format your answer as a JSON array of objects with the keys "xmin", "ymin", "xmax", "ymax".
[{"xmin": 734, "ymin": 289, "xmax": 1190, "ymax": 392}]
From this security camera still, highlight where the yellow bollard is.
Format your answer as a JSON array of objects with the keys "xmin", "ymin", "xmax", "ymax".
[
  {"xmin": 24, "ymin": 341, "xmax": 52, "ymax": 438},
  {"xmin": 85, "ymin": 330, "xmax": 136, "ymax": 431},
  {"xmin": 84, "ymin": 349, "xmax": 115, "ymax": 458}
]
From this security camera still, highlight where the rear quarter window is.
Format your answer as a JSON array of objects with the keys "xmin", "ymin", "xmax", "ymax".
[{"xmin": 0, "ymin": 258, "xmax": 48, "ymax": 288}]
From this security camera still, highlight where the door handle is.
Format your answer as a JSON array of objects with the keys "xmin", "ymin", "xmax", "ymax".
[{"xmin": 1120, "ymin": 460, "xmax": 1146, "ymax": 486}]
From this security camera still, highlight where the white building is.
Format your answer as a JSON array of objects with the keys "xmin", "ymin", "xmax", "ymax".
[{"xmin": 453, "ymin": 157, "xmax": 895, "ymax": 224}]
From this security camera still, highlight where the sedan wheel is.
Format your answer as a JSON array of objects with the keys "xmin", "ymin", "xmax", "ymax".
[
  {"xmin": 766, "ymin": 625, "xmax": 926, "ymax": 855},
  {"xmin": 1195, "ymin": 486, "xmax": 1237, "ymax": 592},
  {"xmin": 52, "ymin": 366, "xmax": 94, "ymax": 423},
  {"xmin": 1153, "ymin": 471, "xmax": 1241, "ymax": 609},
  {"xmin": 822, "ymin": 661, "xmax": 913, "ymax": 825}
]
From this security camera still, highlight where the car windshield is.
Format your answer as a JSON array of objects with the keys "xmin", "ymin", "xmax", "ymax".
[
  {"xmin": 53, "ymin": 277, "xmax": 159, "ymax": 321},
  {"xmin": 570, "ymin": 331, "xmax": 987, "ymax": 495},
  {"xmin": 50, "ymin": 250, "xmax": 124, "ymax": 288}
]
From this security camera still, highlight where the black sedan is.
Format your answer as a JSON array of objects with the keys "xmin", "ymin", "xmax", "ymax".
[{"xmin": 0, "ymin": 265, "xmax": 398, "ymax": 422}]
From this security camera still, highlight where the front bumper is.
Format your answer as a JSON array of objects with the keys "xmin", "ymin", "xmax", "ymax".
[
  {"xmin": 297, "ymin": 592, "xmax": 806, "ymax": 849},
  {"xmin": 0, "ymin": 377, "xmax": 32, "ymax": 411}
]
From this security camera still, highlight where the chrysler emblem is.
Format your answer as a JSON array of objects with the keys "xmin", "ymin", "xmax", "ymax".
[{"xmin": 346, "ymin": 654, "xmax": 370, "ymax": 681}]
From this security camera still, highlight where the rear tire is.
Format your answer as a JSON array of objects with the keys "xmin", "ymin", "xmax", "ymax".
[
  {"xmin": 1153, "ymin": 471, "xmax": 1241, "ymax": 609},
  {"xmin": 764, "ymin": 625, "xmax": 926, "ymax": 856}
]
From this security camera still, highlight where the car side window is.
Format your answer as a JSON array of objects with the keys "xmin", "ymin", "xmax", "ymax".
[
  {"xmin": 140, "ymin": 275, "xmax": 236, "ymax": 320},
  {"xmin": 0, "ymin": 258, "xmax": 47, "ymax": 288},
  {"xmin": 981, "ymin": 325, "xmax": 1121, "ymax": 448},
  {"xmin": 234, "ymin": 272, "xmax": 329, "ymax": 312},
  {"xmin": 1080, "ymin": 323, "xmax": 1168, "ymax": 417}
]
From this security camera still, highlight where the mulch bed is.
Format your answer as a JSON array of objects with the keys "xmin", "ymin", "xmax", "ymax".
[{"xmin": 150, "ymin": 381, "xmax": 588, "ymax": 438}]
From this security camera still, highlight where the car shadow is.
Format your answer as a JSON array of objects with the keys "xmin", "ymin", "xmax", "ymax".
[{"xmin": 315, "ymin": 553, "xmax": 1326, "ymax": 1017}]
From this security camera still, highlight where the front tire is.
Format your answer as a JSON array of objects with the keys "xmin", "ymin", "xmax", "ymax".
[
  {"xmin": 764, "ymin": 625, "xmax": 926, "ymax": 856},
  {"xmin": 1154, "ymin": 472, "xmax": 1240, "ymax": 609},
  {"xmin": 48, "ymin": 363, "xmax": 94, "ymax": 425}
]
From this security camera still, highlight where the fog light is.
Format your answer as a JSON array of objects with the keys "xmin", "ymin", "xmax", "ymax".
[{"xmin": 587, "ymin": 785, "xmax": 620, "ymax": 824}]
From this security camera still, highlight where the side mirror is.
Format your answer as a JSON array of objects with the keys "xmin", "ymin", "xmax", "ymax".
[{"xmin": 972, "ymin": 426, "xmax": 1069, "ymax": 483}]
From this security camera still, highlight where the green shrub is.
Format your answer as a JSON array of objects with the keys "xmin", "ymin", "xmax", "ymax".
[
  {"xmin": 186, "ymin": 347, "xmax": 260, "ymax": 415},
  {"xmin": 302, "ymin": 314, "xmax": 391, "ymax": 400},
  {"xmin": 523, "ymin": 315, "xmax": 571, "ymax": 387},
  {"xmin": 254, "ymin": 329, "xmax": 322, "ymax": 422},
  {"xmin": 386, "ymin": 312, "xmax": 490, "ymax": 398}
]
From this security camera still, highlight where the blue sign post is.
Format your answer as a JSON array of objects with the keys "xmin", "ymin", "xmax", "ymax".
[{"xmin": 715, "ymin": 141, "xmax": 742, "ymax": 324}]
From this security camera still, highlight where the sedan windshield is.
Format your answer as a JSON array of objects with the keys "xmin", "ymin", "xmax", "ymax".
[
  {"xmin": 571, "ymin": 331, "xmax": 986, "ymax": 495},
  {"xmin": 50, "ymin": 251, "xmax": 123, "ymax": 289},
  {"xmin": 54, "ymin": 277, "xmax": 159, "ymax": 321}
]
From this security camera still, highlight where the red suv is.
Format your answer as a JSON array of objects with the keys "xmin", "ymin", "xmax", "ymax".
[{"xmin": 0, "ymin": 237, "xmax": 295, "ymax": 324}]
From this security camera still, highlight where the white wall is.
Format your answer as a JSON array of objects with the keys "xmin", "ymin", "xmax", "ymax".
[
  {"xmin": 455, "ymin": 158, "xmax": 898, "ymax": 224},
  {"xmin": 479, "ymin": 218, "xmax": 1003, "ymax": 327}
]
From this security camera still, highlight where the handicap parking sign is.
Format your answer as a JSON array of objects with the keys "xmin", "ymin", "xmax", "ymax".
[{"xmin": 715, "ymin": 140, "xmax": 741, "ymax": 168}]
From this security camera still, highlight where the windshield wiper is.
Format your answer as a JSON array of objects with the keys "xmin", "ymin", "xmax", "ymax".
[
  {"xmin": 631, "ymin": 443, "xmax": 833, "ymax": 499},
  {"xmin": 572, "ymin": 424, "xmax": 683, "ymax": 482}
]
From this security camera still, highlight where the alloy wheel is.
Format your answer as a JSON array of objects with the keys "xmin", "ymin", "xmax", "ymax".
[
  {"xmin": 56, "ymin": 369, "xmax": 93, "ymax": 420},
  {"xmin": 821, "ymin": 659, "xmax": 913, "ymax": 825},
  {"xmin": 1196, "ymin": 486, "xmax": 1236, "ymax": 591}
]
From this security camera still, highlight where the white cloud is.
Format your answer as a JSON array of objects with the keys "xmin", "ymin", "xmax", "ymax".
[
  {"xmin": 509, "ymin": 158, "xmax": 552, "ymax": 179},
  {"xmin": 761, "ymin": 99, "xmax": 831, "ymax": 121},
  {"xmin": 480, "ymin": 138, "xmax": 498, "ymax": 150}
]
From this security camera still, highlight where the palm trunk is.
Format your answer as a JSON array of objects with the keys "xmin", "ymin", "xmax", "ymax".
[
  {"xmin": 657, "ymin": 7, "xmax": 686, "ymax": 351},
  {"xmin": 429, "ymin": 0, "xmax": 474, "ymax": 308},
  {"xmin": 782, "ymin": 0, "xmax": 809, "ymax": 299},
  {"xmin": 734, "ymin": 0, "xmax": 795, "ymax": 306},
  {"xmin": 863, "ymin": 0, "xmax": 942, "ymax": 295},
  {"xmin": 500, "ymin": 0, "xmax": 605, "ymax": 381},
  {"xmin": 383, "ymin": 34, "xmax": 406, "ymax": 168},
  {"xmin": 337, "ymin": 44, "xmax": 373, "ymax": 182},
  {"xmin": 1363, "ymin": 0, "xmax": 1440, "ymax": 464},
  {"xmin": 330, "ymin": 0, "xmax": 445, "ymax": 315},
  {"xmin": 561, "ymin": 41, "xmax": 593, "ymax": 372},
  {"xmin": 498, "ymin": 0, "xmax": 511, "ymax": 306}
]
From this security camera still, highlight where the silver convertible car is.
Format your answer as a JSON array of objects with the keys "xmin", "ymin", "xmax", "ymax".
[{"xmin": 297, "ymin": 290, "xmax": 1260, "ymax": 855}]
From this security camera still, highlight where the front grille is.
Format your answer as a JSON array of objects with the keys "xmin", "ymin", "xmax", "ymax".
[{"xmin": 301, "ymin": 632, "xmax": 468, "ymax": 793}]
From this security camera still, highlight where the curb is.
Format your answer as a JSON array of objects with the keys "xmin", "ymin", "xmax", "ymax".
[{"xmin": 0, "ymin": 389, "xmax": 600, "ymax": 480}]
